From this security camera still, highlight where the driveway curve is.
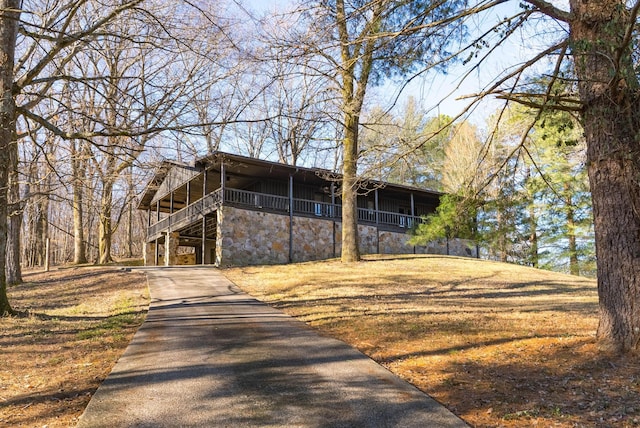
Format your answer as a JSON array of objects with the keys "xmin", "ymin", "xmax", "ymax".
[{"xmin": 77, "ymin": 267, "xmax": 467, "ymax": 427}]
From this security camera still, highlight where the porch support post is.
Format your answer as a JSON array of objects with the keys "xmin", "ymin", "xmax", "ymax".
[
  {"xmin": 220, "ymin": 160, "xmax": 226, "ymax": 202},
  {"xmin": 202, "ymin": 167, "xmax": 209, "ymax": 265},
  {"xmin": 374, "ymin": 189, "xmax": 380, "ymax": 254},
  {"xmin": 410, "ymin": 193, "xmax": 415, "ymax": 217},
  {"xmin": 289, "ymin": 174, "xmax": 294, "ymax": 262},
  {"xmin": 168, "ymin": 191, "xmax": 173, "ymax": 232},
  {"xmin": 154, "ymin": 237, "xmax": 159, "ymax": 265},
  {"xmin": 147, "ymin": 208, "xmax": 151, "ymax": 226},
  {"xmin": 203, "ymin": 169, "xmax": 207, "ymax": 199},
  {"xmin": 156, "ymin": 200, "xmax": 160, "ymax": 222},
  {"xmin": 186, "ymin": 180, "xmax": 191, "ymax": 206},
  {"xmin": 411, "ymin": 193, "xmax": 416, "ymax": 254},
  {"xmin": 166, "ymin": 231, "xmax": 180, "ymax": 266},
  {"xmin": 330, "ymin": 182, "xmax": 336, "ymax": 217},
  {"xmin": 374, "ymin": 188, "xmax": 379, "ymax": 224},
  {"xmin": 143, "ymin": 241, "xmax": 155, "ymax": 266},
  {"xmin": 202, "ymin": 215, "xmax": 206, "ymax": 265},
  {"xmin": 331, "ymin": 182, "xmax": 336, "ymax": 257}
]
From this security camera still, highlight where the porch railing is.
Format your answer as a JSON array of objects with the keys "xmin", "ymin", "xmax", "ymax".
[
  {"xmin": 148, "ymin": 186, "xmax": 425, "ymax": 240},
  {"xmin": 147, "ymin": 189, "xmax": 223, "ymax": 239}
]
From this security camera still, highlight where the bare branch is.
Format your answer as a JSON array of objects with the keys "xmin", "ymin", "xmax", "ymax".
[
  {"xmin": 523, "ymin": 0, "xmax": 573, "ymax": 22},
  {"xmin": 495, "ymin": 93, "xmax": 582, "ymax": 112}
]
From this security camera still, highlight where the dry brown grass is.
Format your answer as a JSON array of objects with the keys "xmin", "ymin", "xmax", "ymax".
[
  {"xmin": 224, "ymin": 255, "xmax": 640, "ymax": 427},
  {"xmin": 0, "ymin": 267, "xmax": 149, "ymax": 427},
  {"xmin": 3, "ymin": 258, "xmax": 638, "ymax": 427}
]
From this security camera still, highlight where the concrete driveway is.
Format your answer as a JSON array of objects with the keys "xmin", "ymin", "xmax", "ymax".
[{"xmin": 77, "ymin": 267, "xmax": 467, "ymax": 427}]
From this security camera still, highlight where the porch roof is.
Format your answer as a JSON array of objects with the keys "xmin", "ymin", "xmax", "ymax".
[
  {"xmin": 137, "ymin": 160, "xmax": 194, "ymax": 210},
  {"xmin": 138, "ymin": 151, "xmax": 443, "ymax": 210}
]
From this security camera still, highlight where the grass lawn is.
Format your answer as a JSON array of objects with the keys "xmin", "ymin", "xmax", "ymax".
[
  {"xmin": 2, "ymin": 257, "xmax": 639, "ymax": 427},
  {"xmin": 0, "ymin": 267, "xmax": 149, "ymax": 427},
  {"xmin": 224, "ymin": 255, "xmax": 640, "ymax": 427}
]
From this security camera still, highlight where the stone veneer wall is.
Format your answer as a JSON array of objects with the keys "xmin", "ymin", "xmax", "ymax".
[
  {"xmin": 165, "ymin": 231, "xmax": 180, "ymax": 266},
  {"xmin": 215, "ymin": 206, "xmax": 477, "ymax": 267},
  {"xmin": 216, "ymin": 206, "xmax": 290, "ymax": 267},
  {"xmin": 291, "ymin": 216, "xmax": 335, "ymax": 262},
  {"xmin": 379, "ymin": 230, "xmax": 478, "ymax": 258},
  {"xmin": 143, "ymin": 241, "xmax": 155, "ymax": 266},
  {"xmin": 331, "ymin": 223, "xmax": 379, "ymax": 256}
]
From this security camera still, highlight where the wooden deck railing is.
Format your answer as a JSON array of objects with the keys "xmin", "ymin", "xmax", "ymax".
[
  {"xmin": 147, "ymin": 189, "xmax": 223, "ymax": 239},
  {"xmin": 147, "ymin": 187, "xmax": 425, "ymax": 240}
]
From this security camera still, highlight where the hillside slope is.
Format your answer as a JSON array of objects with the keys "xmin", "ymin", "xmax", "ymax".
[{"xmin": 225, "ymin": 255, "xmax": 639, "ymax": 427}]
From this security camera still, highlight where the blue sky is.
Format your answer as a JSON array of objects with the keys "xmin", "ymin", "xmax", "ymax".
[{"xmin": 241, "ymin": 0, "xmax": 553, "ymax": 125}]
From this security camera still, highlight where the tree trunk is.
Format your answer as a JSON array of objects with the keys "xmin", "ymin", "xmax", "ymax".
[
  {"xmin": 570, "ymin": 0, "xmax": 640, "ymax": 352},
  {"xmin": 528, "ymin": 201, "xmax": 538, "ymax": 269},
  {"xmin": 341, "ymin": 111, "xmax": 360, "ymax": 262},
  {"xmin": 126, "ymin": 203, "xmax": 133, "ymax": 259},
  {"xmin": 28, "ymin": 156, "xmax": 50, "ymax": 267},
  {"xmin": 86, "ymin": 190, "xmax": 97, "ymax": 263},
  {"xmin": 98, "ymin": 180, "xmax": 114, "ymax": 264},
  {"xmin": 126, "ymin": 167, "xmax": 134, "ymax": 258},
  {"xmin": 495, "ymin": 209, "xmax": 507, "ymax": 263},
  {"xmin": 334, "ymin": 0, "xmax": 377, "ymax": 263},
  {"xmin": 71, "ymin": 140, "xmax": 87, "ymax": 264},
  {"xmin": 37, "ymin": 192, "xmax": 49, "ymax": 266},
  {"xmin": 73, "ymin": 184, "xmax": 87, "ymax": 264},
  {"xmin": 565, "ymin": 187, "xmax": 579, "ymax": 276},
  {"xmin": 6, "ymin": 133, "xmax": 22, "ymax": 285},
  {"xmin": 0, "ymin": 0, "xmax": 20, "ymax": 316},
  {"xmin": 6, "ymin": 205, "xmax": 22, "ymax": 285}
]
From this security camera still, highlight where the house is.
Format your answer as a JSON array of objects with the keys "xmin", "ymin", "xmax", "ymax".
[{"xmin": 137, "ymin": 151, "xmax": 477, "ymax": 266}]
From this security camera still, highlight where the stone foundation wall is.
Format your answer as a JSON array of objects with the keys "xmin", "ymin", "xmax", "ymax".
[
  {"xmin": 176, "ymin": 253, "xmax": 196, "ymax": 265},
  {"xmin": 216, "ymin": 207, "xmax": 290, "ymax": 267},
  {"xmin": 166, "ymin": 232, "xmax": 180, "ymax": 266},
  {"xmin": 358, "ymin": 224, "xmax": 379, "ymax": 255},
  {"xmin": 379, "ymin": 230, "xmax": 478, "ymax": 258},
  {"xmin": 214, "ymin": 206, "xmax": 477, "ymax": 267},
  {"xmin": 331, "ymin": 223, "xmax": 379, "ymax": 256},
  {"xmin": 143, "ymin": 242, "xmax": 155, "ymax": 266},
  {"xmin": 291, "ymin": 216, "xmax": 335, "ymax": 262}
]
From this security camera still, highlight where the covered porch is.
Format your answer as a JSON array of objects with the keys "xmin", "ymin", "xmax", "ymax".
[{"xmin": 137, "ymin": 152, "xmax": 442, "ymax": 266}]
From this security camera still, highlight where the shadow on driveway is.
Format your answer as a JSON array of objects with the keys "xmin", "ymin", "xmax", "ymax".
[{"xmin": 77, "ymin": 267, "xmax": 468, "ymax": 427}]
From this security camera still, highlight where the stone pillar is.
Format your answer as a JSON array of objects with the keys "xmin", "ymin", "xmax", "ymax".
[
  {"xmin": 165, "ymin": 231, "xmax": 180, "ymax": 266},
  {"xmin": 143, "ymin": 241, "xmax": 156, "ymax": 266},
  {"xmin": 215, "ymin": 208, "xmax": 224, "ymax": 266}
]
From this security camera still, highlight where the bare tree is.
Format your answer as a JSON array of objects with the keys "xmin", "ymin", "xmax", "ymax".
[
  {"xmin": 0, "ymin": 0, "xmax": 20, "ymax": 314},
  {"xmin": 0, "ymin": 0, "xmax": 233, "ymax": 313},
  {"xmin": 80, "ymin": 21, "xmax": 197, "ymax": 263},
  {"xmin": 262, "ymin": 58, "xmax": 332, "ymax": 166},
  {"xmin": 360, "ymin": 98, "xmax": 450, "ymax": 189},
  {"xmin": 69, "ymin": 137, "xmax": 90, "ymax": 264},
  {"xmin": 267, "ymin": 0, "xmax": 470, "ymax": 262},
  {"xmin": 6, "ymin": 124, "xmax": 22, "ymax": 284}
]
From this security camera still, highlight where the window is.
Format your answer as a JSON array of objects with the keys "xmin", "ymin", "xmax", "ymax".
[{"xmin": 314, "ymin": 194, "xmax": 323, "ymax": 216}]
